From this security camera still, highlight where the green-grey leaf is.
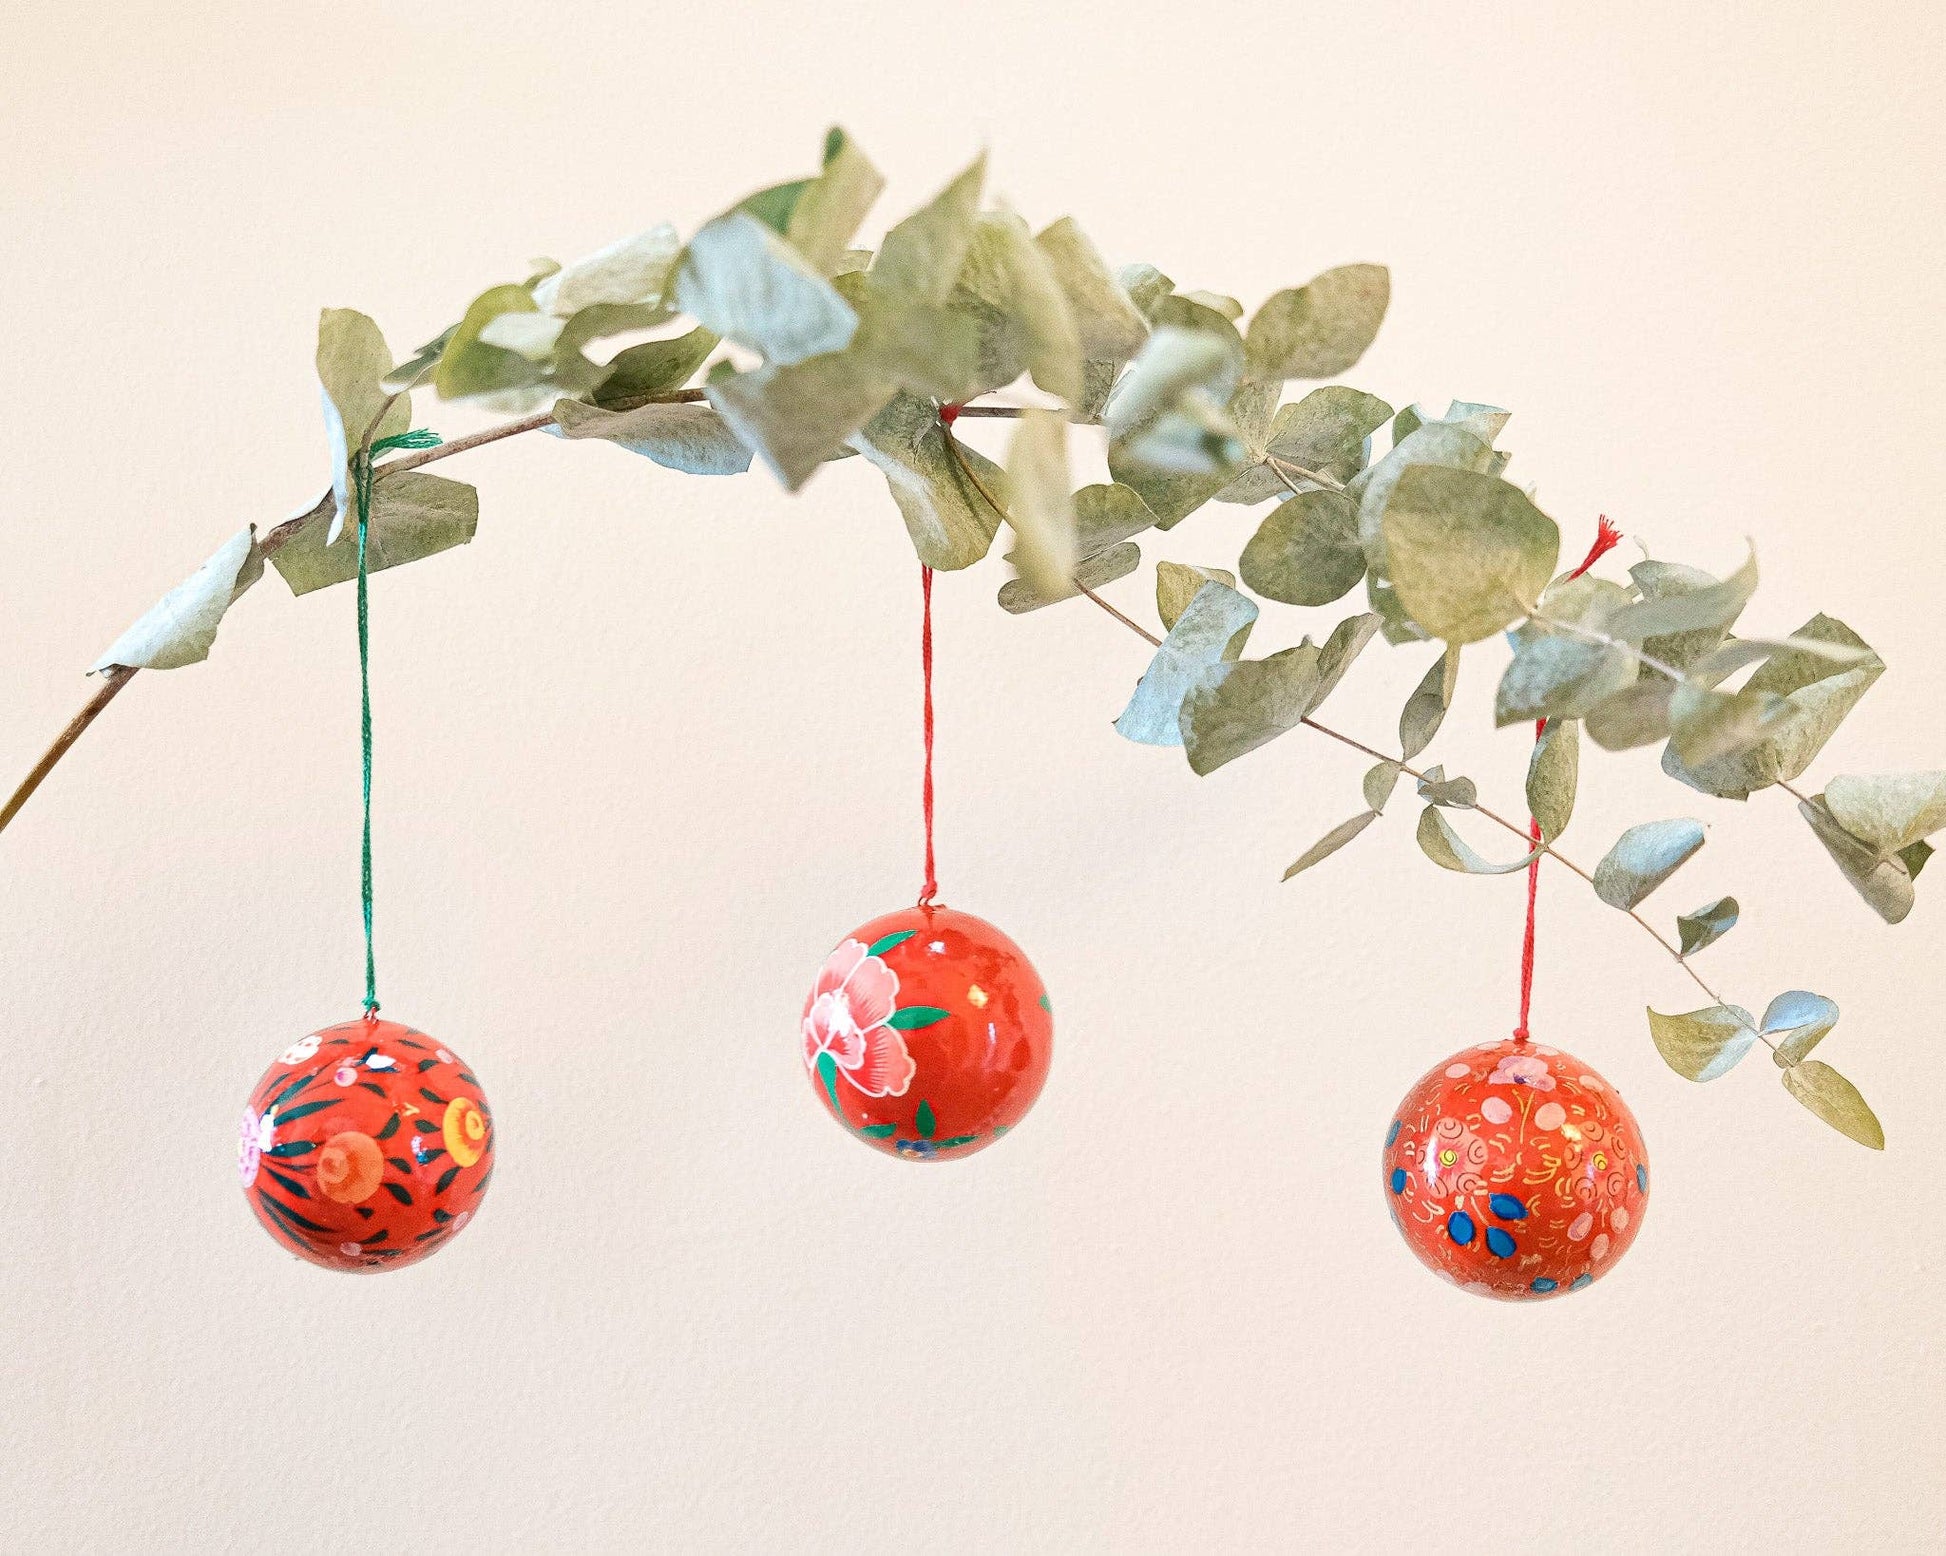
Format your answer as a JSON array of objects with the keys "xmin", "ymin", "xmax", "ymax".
[
  {"xmin": 318, "ymin": 308, "xmax": 413, "ymax": 540},
  {"xmin": 674, "ymin": 212, "xmax": 859, "ymax": 367},
  {"xmin": 1823, "ymin": 771, "xmax": 1946, "ymax": 857},
  {"xmin": 1155, "ymin": 561, "xmax": 1236, "ymax": 632},
  {"xmin": 1003, "ymin": 410, "xmax": 1078, "ymax": 601},
  {"xmin": 1780, "ymin": 1060, "xmax": 1884, "ymax": 1149},
  {"xmin": 432, "ymin": 283, "xmax": 547, "ymax": 405},
  {"xmin": 532, "ymin": 224, "xmax": 680, "ymax": 315},
  {"xmin": 1495, "ymin": 631, "xmax": 1637, "ymax": 725},
  {"xmin": 1627, "ymin": 559, "xmax": 1734, "ymax": 672},
  {"xmin": 90, "ymin": 526, "xmax": 263, "ymax": 672},
  {"xmin": 1416, "ymin": 806, "xmax": 1544, "ymax": 875},
  {"xmin": 1364, "ymin": 761, "xmax": 1402, "ymax": 813},
  {"xmin": 1398, "ymin": 648, "xmax": 1457, "ymax": 760},
  {"xmin": 1266, "ymin": 386, "xmax": 1392, "ymax": 481},
  {"xmin": 703, "ymin": 354, "xmax": 892, "ymax": 489},
  {"xmin": 848, "ymin": 393, "xmax": 1006, "ymax": 570},
  {"xmin": 998, "ymin": 542, "xmax": 1140, "ymax": 614},
  {"xmin": 1104, "ymin": 325, "xmax": 1242, "ymax": 463},
  {"xmin": 785, "ymin": 128, "xmax": 885, "ymax": 276},
  {"xmin": 1238, "ymin": 488, "xmax": 1366, "ymax": 607},
  {"xmin": 1676, "ymin": 896, "xmax": 1739, "ymax": 955},
  {"xmin": 1900, "ymin": 839, "xmax": 1934, "ymax": 880},
  {"xmin": 1663, "ymin": 616, "xmax": 1883, "ymax": 799},
  {"xmin": 594, "ymin": 328, "xmax": 720, "ymax": 406},
  {"xmin": 1798, "ymin": 794, "xmax": 1916, "ymax": 925},
  {"xmin": 1414, "ymin": 764, "xmax": 1477, "ymax": 808},
  {"xmin": 1243, "ymin": 263, "xmax": 1390, "ymax": 382},
  {"xmin": 1609, "ymin": 548, "xmax": 1757, "ymax": 644},
  {"xmin": 270, "ymin": 473, "xmax": 479, "ymax": 597},
  {"xmin": 1117, "ymin": 263, "xmax": 1174, "ymax": 317},
  {"xmin": 1072, "ymin": 483, "xmax": 1159, "ymax": 558},
  {"xmin": 1282, "ymin": 810, "xmax": 1380, "ymax": 881},
  {"xmin": 1381, "ymin": 467, "xmax": 1559, "ymax": 644},
  {"xmin": 1526, "ymin": 718, "xmax": 1579, "ymax": 841},
  {"xmin": 1761, "ymin": 991, "xmax": 1839, "ymax": 1067},
  {"xmin": 1351, "ymin": 421, "xmax": 1496, "ymax": 575},
  {"xmin": 1114, "ymin": 581, "xmax": 1259, "ymax": 747},
  {"xmin": 380, "ymin": 325, "xmax": 455, "ymax": 393},
  {"xmin": 1585, "ymin": 678, "xmax": 1675, "ymax": 751},
  {"xmin": 1592, "ymin": 818, "xmax": 1705, "ymax": 909},
  {"xmin": 1180, "ymin": 643, "xmax": 1324, "ymax": 775},
  {"xmin": 1647, "ymin": 1004, "xmax": 1758, "ymax": 1082},
  {"xmin": 1309, "ymin": 612, "xmax": 1382, "ymax": 713},
  {"xmin": 872, "ymin": 153, "xmax": 986, "ymax": 309},
  {"xmin": 956, "ymin": 210, "xmax": 1082, "ymax": 401},
  {"xmin": 1036, "ymin": 217, "xmax": 1148, "ymax": 363},
  {"xmin": 551, "ymin": 397, "xmax": 753, "ymax": 476}
]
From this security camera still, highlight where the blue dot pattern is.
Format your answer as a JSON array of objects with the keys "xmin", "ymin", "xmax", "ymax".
[
  {"xmin": 1637, "ymin": 1163, "xmax": 1649, "ymax": 1192},
  {"xmin": 1385, "ymin": 1119, "xmax": 1401, "ymax": 1147},
  {"xmin": 1570, "ymin": 1273, "xmax": 1593, "ymax": 1291},
  {"xmin": 1389, "ymin": 1168, "xmax": 1407, "ymax": 1195},
  {"xmin": 1484, "ymin": 1227, "xmax": 1516, "ymax": 1258},
  {"xmin": 1447, "ymin": 1211, "xmax": 1475, "ymax": 1246},
  {"xmin": 1531, "ymin": 1277, "xmax": 1558, "ymax": 1293},
  {"xmin": 1488, "ymin": 1193, "xmax": 1528, "ymax": 1221}
]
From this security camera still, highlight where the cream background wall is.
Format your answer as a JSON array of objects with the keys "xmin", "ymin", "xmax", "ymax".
[{"xmin": 2, "ymin": 4, "xmax": 1942, "ymax": 1550}]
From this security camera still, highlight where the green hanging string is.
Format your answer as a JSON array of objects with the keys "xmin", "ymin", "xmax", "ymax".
[{"xmin": 351, "ymin": 426, "xmax": 442, "ymax": 1018}]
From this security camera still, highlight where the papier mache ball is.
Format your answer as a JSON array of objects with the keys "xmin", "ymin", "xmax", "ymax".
[
  {"xmin": 802, "ymin": 905, "xmax": 1053, "ymax": 1160},
  {"xmin": 1384, "ymin": 1038, "xmax": 1648, "ymax": 1300},
  {"xmin": 239, "ymin": 1016, "xmax": 493, "ymax": 1271}
]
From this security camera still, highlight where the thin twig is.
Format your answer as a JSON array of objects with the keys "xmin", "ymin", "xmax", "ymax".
[
  {"xmin": 0, "ymin": 667, "xmax": 136, "ymax": 836},
  {"xmin": 1264, "ymin": 453, "xmax": 1346, "ymax": 493}
]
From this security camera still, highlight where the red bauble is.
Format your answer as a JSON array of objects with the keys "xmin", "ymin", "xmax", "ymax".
[
  {"xmin": 239, "ymin": 1016, "xmax": 494, "ymax": 1272},
  {"xmin": 802, "ymin": 905, "xmax": 1052, "ymax": 1159},
  {"xmin": 1384, "ymin": 1038, "xmax": 1648, "ymax": 1300}
]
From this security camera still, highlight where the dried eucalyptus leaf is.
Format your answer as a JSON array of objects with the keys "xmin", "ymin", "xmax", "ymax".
[
  {"xmin": 872, "ymin": 153, "xmax": 986, "ymax": 309},
  {"xmin": 1824, "ymin": 772, "xmax": 1946, "ymax": 857},
  {"xmin": 848, "ymin": 393, "xmax": 1007, "ymax": 571},
  {"xmin": 1798, "ymin": 794, "xmax": 1916, "ymax": 925},
  {"xmin": 1364, "ymin": 761, "xmax": 1402, "ymax": 812},
  {"xmin": 1073, "ymin": 483, "xmax": 1159, "ymax": 558},
  {"xmin": 785, "ymin": 128, "xmax": 884, "ymax": 276},
  {"xmin": 1036, "ymin": 217, "xmax": 1148, "ymax": 362},
  {"xmin": 1585, "ymin": 677, "xmax": 1675, "ymax": 751},
  {"xmin": 1117, "ymin": 263, "xmax": 1174, "ymax": 318},
  {"xmin": 674, "ymin": 212, "xmax": 859, "ymax": 367},
  {"xmin": 91, "ymin": 526, "xmax": 263, "ymax": 672},
  {"xmin": 1382, "ymin": 467, "xmax": 1559, "ymax": 644},
  {"xmin": 1351, "ymin": 422, "xmax": 1496, "ymax": 574},
  {"xmin": 1676, "ymin": 896, "xmax": 1739, "ymax": 955},
  {"xmin": 1238, "ymin": 489, "xmax": 1366, "ymax": 607},
  {"xmin": 1495, "ymin": 631, "xmax": 1636, "ymax": 725},
  {"xmin": 1180, "ymin": 643, "xmax": 1325, "ymax": 775},
  {"xmin": 1265, "ymin": 387, "xmax": 1392, "ymax": 480},
  {"xmin": 1310, "ymin": 612, "xmax": 1382, "ymax": 712},
  {"xmin": 432, "ymin": 283, "xmax": 547, "ymax": 405},
  {"xmin": 1663, "ymin": 616, "xmax": 1883, "ymax": 799},
  {"xmin": 552, "ymin": 396, "xmax": 753, "ymax": 476},
  {"xmin": 998, "ymin": 541, "xmax": 1140, "ymax": 614},
  {"xmin": 704, "ymin": 355, "xmax": 891, "ymax": 489},
  {"xmin": 1415, "ymin": 806, "xmax": 1543, "ymax": 875},
  {"xmin": 1526, "ymin": 718, "xmax": 1579, "ymax": 841},
  {"xmin": 1781, "ymin": 1060, "xmax": 1884, "ymax": 1149},
  {"xmin": 1243, "ymin": 264, "xmax": 1390, "ymax": 382},
  {"xmin": 270, "ymin": 473, "xmax": 478, "ymax": 597},
  {"xmin": 1105, "ymin": 326, "xmax": 1241, "ymax": 459},
  {"xmin": 1156, "ymin": 561, "xmax": 1236, "ymax": 631},
  {"xmin": 1666, "ymin": 682, "xmax": 1794, "ymax": 766},
  {"xmin": 1004, "ymin": 410, "xmax": 1079, "ymax": 601},
  {"xmin": 1761, "ymin": 991, "xmax": 1839, "ymax": 1067},
  {"xmin": 318, "ymin": 308, "xmax": 412, "ymax": 540},
  {"xmin": 1283, "ymin": 810, "xmax": 1380, "ymax": 881},
  {"xmin": 532, "ymin": 224, "xmax": 681, "ymax": 315},
  {"xmin": 1399, "ymin": 648, "xmax": 1458, "ymax": 760},
  {"xmin": 594, "ymin": 328, "xmax": 720, "ymax": 405},
  {"xmin": 956, "ymin": 210, "xmax": 1082, "ymax": 401},
  {"xmin": 1415, "ymin": 765, "xmax": 1477, "ymax": 808},
  {"xmin": 1646, "ymin": 1004, "xmax": 1758, "ymax": 1082},
  {"xmin": 381, "ymin": 326, "xmax": 455, "ymax": 393},
  {"xmin": 1592, "ymin": 818, "xmax": 1706, "ymax": 909},
  {"xmin": 1114, "ymin": 581, "xmax": 1258, "ymax": 747},
  {"xmin": 1609, "ymin": 548, "xmax": 1757, "ymax": 644},
  {"xmin": 1628, "ymin": 559, "xmax": 1731, "ymax": 672},
  {"xmin": 1900, "ymin": 840, "xmax": 1934, "ymax": 880}
]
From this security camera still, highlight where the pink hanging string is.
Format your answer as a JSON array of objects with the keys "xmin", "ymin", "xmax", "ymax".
[{"xmin": 1514, "ymin": 516, "xmax": 1623, "ymax": 1043}]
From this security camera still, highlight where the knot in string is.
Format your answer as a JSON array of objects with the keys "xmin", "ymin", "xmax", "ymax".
[
  {"xmin": 1514, "ymin": 515, "xmax": 1623, "ymax": 1044},
  {"xmin": 350, "ymin": 427, "xmax": 443, "ymax": 1016}
]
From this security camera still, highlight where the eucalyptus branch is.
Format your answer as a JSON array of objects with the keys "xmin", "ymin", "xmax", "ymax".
[{"xmin": 1528, "ymin": 608, "xmax": 1687, "ymax": 684}]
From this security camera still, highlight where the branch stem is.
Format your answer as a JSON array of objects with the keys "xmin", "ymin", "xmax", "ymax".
[{"xmin": 0, "ymin": 668, "xmax": 136, "ymax": 837}]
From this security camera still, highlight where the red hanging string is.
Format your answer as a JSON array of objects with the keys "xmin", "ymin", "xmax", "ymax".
[
  {"xmin": 1514, "ymin": 515, "xmax": 1622, "ymax": 1043},
  {"xmin": 918, "ymin": 562, "xmax": 938, "ymax": 908}
]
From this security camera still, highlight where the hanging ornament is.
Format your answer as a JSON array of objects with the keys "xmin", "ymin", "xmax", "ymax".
[
  {"xmin": 1383, "ymin": 517, "xmax": 1648, "ymax": 1300},
  {"xmin": 239, "ymin": 427, "xmax": 492, "ymax": 1269},
  {"xmin": 802, "ymin": 563, "xmax": 1053, "ymax": 1159},
  {"xmin": 240, "ymin": 1017, "xmax": 494, "ymax": 1271},
  {"xmin": 1383, "ymin": 1039, "xmax": 1647, "ymax": 1299}
]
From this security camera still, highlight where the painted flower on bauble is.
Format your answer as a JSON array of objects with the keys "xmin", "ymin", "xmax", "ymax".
[
  {"xmin": 444, "ymin": 1097, "xmax": 489, "ymax": 1167},
  {"xmin": 802, "ymin": 939, "xmax": 915, "ymax": 1098}
]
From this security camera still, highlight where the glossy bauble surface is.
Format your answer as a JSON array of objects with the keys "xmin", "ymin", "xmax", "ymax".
[
  {"xmin": 802, "ymin": 905, "xmax": 1052, "ymax": 1160},
  {"xmin": 240, "ymin": 1016, "xmax": 493, "ymax": 1271},
  {"xmin": 1384, "ymin": 1038, "xmax": 1648, "ymax": 1300}
]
